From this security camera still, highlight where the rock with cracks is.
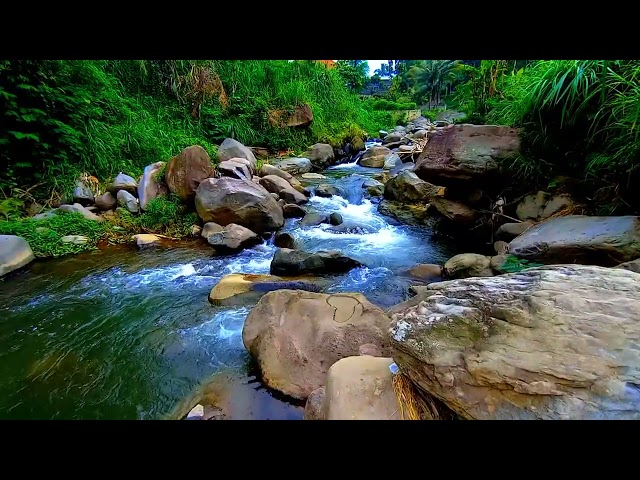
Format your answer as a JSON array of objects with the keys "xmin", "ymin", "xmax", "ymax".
[
  {"xmin": 388, "ymin": 265, "xmax": 640, "ymax": 420},
  {"xmin": 242, "ymin": 290, "xmax": 392, "ymax": 399}
]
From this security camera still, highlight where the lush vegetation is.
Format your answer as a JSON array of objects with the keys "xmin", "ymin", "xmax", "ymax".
[
  {"xmin": 499, "ymin": 255, "xmax": 543, "ymax": 273},
  {"xmin": 0, "ymin": 60, "xmax": 394, "ymax": 206}
]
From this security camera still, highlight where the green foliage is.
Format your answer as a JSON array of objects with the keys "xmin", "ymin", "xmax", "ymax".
[
  {"xmin": 422, "ymin": 107, "xmax": 447, "ymax": 121},
  {"xmin": 154, "ymin": 163, "xmax": 167, "ymax": 183},
  {"xmin": 499, "ymin": 255, "xmax": 543, "ymax": 273},
  {"xmin": 334, "ymin": 60, "xmax": 370, "ymax": 92},
  {"xmin": 0, "ymin": 197, "xmax": 24, "ymax": 220},
  {"xmin": 369, "ymin": 99, "xmax": 417, "ymax": 110},
  {"xmin": 0, "ymin": 212, "xmax": 105, "ymax": 257}
]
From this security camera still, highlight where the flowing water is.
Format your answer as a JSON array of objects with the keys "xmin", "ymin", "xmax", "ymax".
[{"xmin": 0, "ymin": 149, "xmax": 459, "ymax": 420}]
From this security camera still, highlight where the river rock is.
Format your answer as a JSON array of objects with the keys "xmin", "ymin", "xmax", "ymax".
[
  {"xmin": 490, "ymin": 254, "xmax": 508, "ymax": 274},
  {"xmin": 207, "ymin": 223, "xmax": 261, "ymax": 251},
  {"xmin": 259, "ymin": 164, "xmax": 303, "ymax": 190},
  {"xmin": 494, "ymin": 240, "xmax": 509, "ymax": 255},
  {"xmin": 117, "ymin": 190, "xmax": 139, "ymax": 213},
  {"xmin": 72, "ymin": 180, "xmax": 95, "ymax": 206},
  {"xmin": 209, "ymin": 273, "xmax": 283, "ymax": 303},
  {"xmin": 430, "ymin": 198, "xmax": 477, "ymax": 224},
  {"xmin": 60, "ymin": 235, "xmax": 89, "ymax": 245},
  {"xmin": 383, "ymin": 132, "xmax": 404, "ymax": 144},
  {"xmin": 217, "ymin": 138, "xmax": 257, "ymax": 173},
  {"xmin": 363, "ymin": 178, "xmax": 384, "ymax": 197},
  {"xmin": 304, "ymin": 143, "xmax": 335, "ymax": 170},
  {"xmin": 242, "ymin": 290, "xmax": 392, "ymax": 399},
  {"xmin": 378, "ymin": 200, "xmax": 431, "ymax": 226},
  {"xmin": 59, "ymin": 203, "xmax": 104, "ymax": 222},
  {"xmin": 258, "ymin": 175, "xmax": 307, "ymax": 205},
  {"xmin": 273, "ymin": 157, "xmax": 312, "ymax": 175},
  {"xmin": 274, "ymin": 232, "xmax": 296, "ymax": 249},
  {"xmin": 0, "ymin": 235, "xmax": 35, "ymax": 277},
  {"xmin": 496, "ymin": 220, "xmax": 534, "ymax": 240},
  {"xmin": 283, "ymin": 204, "xmax": 306, "ymax": 218},
  {"xmin": 95, "ymin": 192, "xmax": 117, "ymax": 211},
  {"xmin": 516, "ymin": 191, "xmax": 574, "ymax": 221},
  {"xmin": 270, "ymin": 248, "xmax": 361, "ymax": 276},
  {"xmin": 388, "ymin": 265, "xmax": 640, "ymax": 419},
  {"xmin": 350, "ymin": 137, "xmax": 365, "ymax": 154},
  {"xmin": 329, "ymin": 212, "xmax": 343, "ymax": 226},
  {"xmin": 165, "ymin": 145, "xmax": 216, "ymax": 203},
  {"xmin": 384, "ymin": 170, "xmax": 445, "ymax": 203},
  {"xmin": 299, "ymin": 213, "xmax": 328, "ymax": 227},
  {"xmin": 315, "ymin": 184, "xmax": 343, "ymax": 198},
  {"xmin": 195, "ymin": 177, "xmax": 284, "ymax": 233},
  {"xmin": 359, "ymin": 146, "xmax": 392, "ymax": 168},
  {"xmin": 138, "ymin": 161, "xmax": 168, "ymax": 210},
  {"xmin": 107, "ymin": 173, "xmax": 138, "ymax": 196},
  {"xmin": 218, "ymin": 159, "xmax": 252, "ymax": 180},
  {"xmin": 190, "ymin": 225, "xmax": 202, "ymax": 237},
  {"xmin": 324, "ymin": 356, "xmax": 401, "ymax": 420},
  {"xmin": 616, "ymin": 259, "xmax": 640, "ymax": 274},
  {"xmin": 444, "ymin": 253, "xmax": 493, "ymax": 278},
  {"xmin": 414, "ymin": 129, "xmax": 428, "ymax": 139},
  {"xmin": 383, "ymin": 153, "xmax": 402, "ymax": 170},
  {"xmin": 304, "ymin": 387, "xmax": 326, "ymax": 420},
  {"xmin": 414, "ymin": 125, "xmax": 520, "ymax": 187},
  {"xmin": 201, "ymin": 222, "xmax": 224, "ymax": 239},
  {"xmin": 509, "ymin": 215, "xmax": 640, "ymax": 266},
  {"xmin": 133, "ymin": 233, "xmax": 161, "ymax": 248},
  {"xmin": 407, "ymin": 264, "xmax": 442, "ymax": 280}
]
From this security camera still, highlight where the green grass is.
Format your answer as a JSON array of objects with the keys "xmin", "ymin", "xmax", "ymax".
[{"xmin": 499, "ymin": 255, "xmax": 543, "ymax": 273}]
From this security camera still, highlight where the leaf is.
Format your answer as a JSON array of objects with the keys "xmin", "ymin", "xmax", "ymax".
[{"xmin": 8, "ymin": 131, "xmax": 40, "ymax": 141}]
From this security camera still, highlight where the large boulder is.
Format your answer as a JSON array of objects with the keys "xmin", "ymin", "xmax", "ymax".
[
  {"xmin": 217, "ymin": 138, "xmax": 257, "ymax": 172},
  {"xmin": 359, "ymin": 146, "xmax": 392, "ymax": 168},
  {"xmin": 283, "ymin": 204, "xmax": 306, "ymax": 218},
  {"xmin": 95, "ymin": 192, "xmax": 117, "ymax": 211},
  {"xmin": 508, "ymin": 215, "xmax": 640, "ymax": 266},
  {"xmin": 207, "ymin": 223, "xmax": 261, "ymax": 251},
  {"xmin": 107, "ymin": 173, "xmax": 138, "ymax": 196},
  {"xmin": 138, "ymin": 161, "xmax": 168, "ymax": 210},
  {"xmin": 270, "ymin": 248, "xmax": 361, "ymax": 276},
  {"xmin": 242, "ymin": 290, "xmax": 392, "ymax": 399},
  {"xmin": 407, "ymin": 264, "xmax": 442, "ymax": 281},
  {"xmin": 414, "ymin": 124, "xmax": 520, "ymax": 187},
  {"xmin": 0, "ymin": 235, "xmax": 35, "ymax": 277},
  {"xmin": 268, "ymin": 103, "xmax": 314, "ymax": 128},
  {"xmin": 209, "ymin": 273, "xmax": 321, "ymax": 305},
  {"xmin": 273, "ymin": 157, "xmax": 312, "ymax": 175},
  {"xmin": 444, "ymin": 253, "xmax": 493, "ymax": 278},
  {"xmin": 430, "ymin": 198, "xmax": 477, "ymax": 224},
  {"xmin": 117, "ymin": 190, "xmax": 139, "ymax": 214},
  {"xmin": 195, "ymin": 177, "xmax": 284, "ymax": 233},
  {"xmin": 323, "ymin": 356, "xmax": 401, "ymax": 420},
  {"xmin": 516, "ymin": 191, "xmax": 574, "ymax": 221},
  {"xmin": 389, "ymin": 265, "xmax": 640, "ymax": 420},
  {"xmin": 218, "ymin": 159, "xmax": 252, "ymax": 180},
  {"xmin": 304, "ymin": 143, "xmax": 335, "ymax": 170},
  {"xmin": 350, "ymin": 136, "xmax": 365, "ymax": 154},
  {"xmin": 258, "ymin": 175, "xmax": 307, "ymax": 205},
  {"xmin": 166, "ymin": 145, "xmax": 217, "ymax": 203},
  {"xmin": 384, "ymin": 170, "xmax": 445, "ymax": 203}
]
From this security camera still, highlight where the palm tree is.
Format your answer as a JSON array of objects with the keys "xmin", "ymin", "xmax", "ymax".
[{"xmin": 408, "ymin": 60, "xmax": 459, "ymax": 108}]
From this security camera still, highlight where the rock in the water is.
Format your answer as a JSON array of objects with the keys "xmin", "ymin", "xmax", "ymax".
[
  {"xmin": 384, "ymin": 170, "xmax": 445, "ymax": 203},
  {"xmin": 509, "ymin": 215, "xmax": 640, "ymax": 266},
  {"xmin": 350, "ymin": 136, "xmax": 365, "ymax": 154},
  {"xmin": 0, "ymin": 235, "xmax": 35, "ymax": 277},
  {"xmin": 207, "ymin": 223, "xmax": 261, "ymax": 251},
  {"xmin": 270, "ymin": 248, "xmax": 361, "ymax": 276},
  {"xmin": 324, "ymin": 356, "xmax": 401, "ymax": 420},
  {"xmin": 107, "ymin": 173, "xmax": 138, "ymax": 196},
  {"xmin": 195, "ymin": 177, "xmax": 284, "ymax": 233},
  {"xmin": 494, "ymin": 240, "xmax": 509, "ymax": 255},
  {"xmin": 496, "ymin": 220, "xmax": 534, "ymax": 240},
  {"xmin": 209, "ymin": 273, "xmax": 283, "ymax": 303},
  {"xmin": 304, "ymin": 387, "xmax": 326, "ymax": 420},
  {"xmin": 60, "ymin": 235, "xmax": 89, "ymax": 245},
  {"xmin": 444, "ymin": 253, "xmax": 493, "ymax": 278},
  {"xmin": 389, "ymin": 265, "xmax": 640, "ymax": 419},
  {"xmin": 415, "ymin": 125, "xmax": 520, "ymax": 187},
  {"xmin": 378, "ymin": 200, "xmax": 432, "ymax": 226},
  {"xmin": 315, "ymin": 184, "xmax": 343, "ymax": 198},
  {"xmin": 274, "ymin": 232, "xmax": 296, "ymax": 249},
  {"xmin": 273, "ymin": 157, "xmax": 312, "ymax": 175},
  {"xmin": 363, "ymin": 178, "xmax": 384, "ymax": 197},
  {"xmin": 359, "ymin": 146, "xmax": 392, "ymax": 168},
  {"xmin": 283, "ymin": 204, "xmax": 306, "ymax": 218},
  {"xmin": 383, "ymin": 153, "xmax": 403, "ymax": 170},
  {"xmin": 259, "ymin": 164, "xmax": 303, "ymax": 189},
  {"xmin": 201, "ymin": 222, "xmax": 224, "ymax": 239},
  {"xmin": 329, "ymin": 212, "xmax": 343, "ymax": 226},
  {"xmin": 298, "ymin": 213, "xmax": 328, "ymax": 227},
  {"xmin": 95, "ymin": 192, "xmax": 117, "ymax": 211},
  {"xmin": 430, "ymin": 197, "xmax": 477, "ymax": 224},
  {"xmin": 166, "ymin": 145, "xmax": 217, "ymax": 203},
  {"xmin": 242, "ymin": 290, "xmax": 392, "ymax": 399},
  {"xmin": 218, "ymin": 159, "xmax": 252, "ymax": 180},
  {"xmin": 258, "ymin": 175, "xmax": 307, "ymax": 205},
  {"xmin": 117, "ymin": 190, "xmax": 139, "ymax": 213},
  {"xmin": 516, "ymin": 191, "xmax": 574, "ymax": 221},
  {"xmin": 59, "ymin": 203, "xmax": 104, "ymax": 222},
  {"xmin": 72, "ymin": 180, "xmax": 95, "ymax": 206},
  {"xmin": 217, "ymin": 138, "xmax": 257, "ymax": 173},
  {"xmin": 304, "ymin": 143, "xmax": 335, "ymax": 170},
  {"xmin": 138, "ymin": 161, "xmax": 168, "ymax": 210},
  {"xmin": 407, "ymin": 264, "xmax": 442, "ymax": 280},
  {"xmin": 133, "ymin": 233, "xmax": 161, "ymax": 248},
  {"xmin": 616, "ymin": 259, "xmax": 640, "ymax": 274}
]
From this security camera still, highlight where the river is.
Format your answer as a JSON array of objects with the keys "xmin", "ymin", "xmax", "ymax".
[{"xmin": 0, "ymin": 147, "xmax": 459, "ymax": 419}]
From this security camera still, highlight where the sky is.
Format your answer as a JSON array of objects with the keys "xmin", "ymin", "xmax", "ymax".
[{"xmin": 366, "ymin": 60, "xmax": 387, "ymax": 77}]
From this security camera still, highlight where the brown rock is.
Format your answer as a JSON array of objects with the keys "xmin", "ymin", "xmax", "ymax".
[
  {"xmin": 201, "ymin": 222, "xmax": 224, "ymax": 239},
  {"xmin": 444, "ymin": 253, "xmax": 493, "ymax": 278},
  {"xmin": 384, "ymin": 170, "xmax": 445, "ymax": 203},
  {"xmin": 165, "ymin": 145, "xmax": 216, "ymax": 203},
  {"xmin": 217, "ymin": 138, "xmax": 257, "ymax": 172},
  {"xmin": 95, "ymin": 192, "xmax": 117, "ymax": 211},
  {"xmin": 358, "ymin": 343, "xmax": 382, "ymax": 357},
  {"xmin": 207, "ymin": 223, "xmax": 261, "ymax": 251},
  {"xmin": 496, "ymin": 221, "xmax": 535, "ymax": 240},
  {"xmin": 258, "ymin": 164, "xmax": 303, "ymax": 190},
  {"xmin": 283, "ymin": 204, "xmax": 306, "ymax": 218},
  {"xmin": 430, "ymin": 198, "xmax": 477, "ymax": 223},
  {"xmin": 304, "ymin": 387, "xmax": 326, "ymax": 420},
  {"xmin": 274, "ymin": 232, "xmax": 296, "ymax": 249},
  {"xmin": 218, "ymin": 159, "xmax": 252, "ymax": 180},
  {"xmin": 258, "ymin": 175, "xmax": 307, "ymax": 205},
  {"xmin": 494, "ymin": 240, "xmax": 509, "ymax": 255},
  {"xmin": 408, "ymin": 264, "xmax": 442, "ymax": 280},
  {"xmin": 268, "ymin": 104, "xmax": 314, "ymax": 128},
  {"xmin": 359, "ymin": 146, "xmax": 392, "ymax": 168},
  {"xmin": 615, "ymin": 258, "xmax": 640, "ymax": 274}
]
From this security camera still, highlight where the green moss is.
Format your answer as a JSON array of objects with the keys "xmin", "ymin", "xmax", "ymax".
[{"xmin": 500, "ymin": 255, "xmax": 543, "ymax": 273}]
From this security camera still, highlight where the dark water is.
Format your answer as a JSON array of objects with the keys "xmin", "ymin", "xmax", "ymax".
[{"xmin": 0, "ymin": 156, "xmax": 457, "ymax": 420}]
